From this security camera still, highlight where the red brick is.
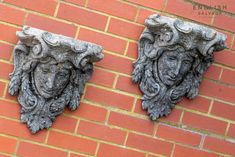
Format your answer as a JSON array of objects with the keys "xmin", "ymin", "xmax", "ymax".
[
  {"xmin": 26, "ymin": 14, "xmax": 77, "ymax": 37},
  {"xmin": 57, "ymin": 3, "xmax": 108, "ymax": 30},
  {"xmin": 220, "ymin": 69, "xmax": 235, "ymax": 85},
  {"xmin": 136, "ymin": 8, "xmax": 155, "ymax": 24},
  {"xmin": 17, "ymin": 142, "xmax": 67, "ymax": 157},
  {"xmin": 173, "ymin": 145, "xmax": 219, "ymax": 157},
  {"xmin": 85, "ymin": 86, "xmax": 134, "ymax": 111},
  {"xmin": 97, "ymin": 143, "xmax": 145, "ymax": 157},
  {"xmin": 179, "ymin": 96, "xmax": 211, "ymax": 113},
  {"xmin": 182, "ymin": 112, "xmax": 227, "ymax": 134},
  {"xmin": 0, "ymin": 100, "xmax": 20, "ymax": 119},
  {"xmin": 0, "ymin": 118, "xmax": 47, "ymax": 142},
  {"xmin": 88, "ymin": 0, "xmax": 137, "ymax": 20},
  {"xmin": 156, "ymin": 124, "xmax": 201, "ymax": 146},
  {"xmin": 160, "ymin": 108, "xmax": 182, "ymax": 123},
  {"xmin": 0, "ymin": 62, "xmax": 13, "ymax": 80},
  {"xmin": 0, "ymin": 43, "xmax": 13, "ymax": 60},
  {"xmin": 0, "ymin": 4, "xmax": 25, "ymax": 25},
  {"xmin": 96, "ymin": 53, "xmax": 133, "ymax": 75},
  {"xmin": 193, "ymin": 0, "xmax": 235, "ymax": 14},
  {"xmin": 126, "ymin": 0, "xmax": 165, "ymax": 10},
  {"xmin": 52, "ymin": 115, "xmax": 77, "ymax": 132},
  {"xmin": 166, "ymin": 0, "xmax": 212, "ymax": 24},
  {"xmin": 66, "ymin": 102, "xmax": 107, "ymax": 122},
  {"xmin": 116, "ymin": 75, "xmax": 141, "ymax": 95},
  {"xmin": 214, "ymin": 50, "xmax": 235, "ymax": 68},
  {"xmin": 213, "ymin": 13, "xmax": 235, "ymax": 33},
  {"xmin": 126, "ymin": 42, "xmax": 138, "ymax": 59},
  {"xmin": 89, "ymin": 68, "xmax": 116, "ymax": 88},
  {"xmin": 204, "ymin": 65, "xmax": 222, "ymax": 80},
  {"xmin": 228, "ymin": 124, "xmax": 235, "ymax": 138},
  {"xmin": 211, "ymin": 101, "xmax": 235, "ymax": 121},
  {"xmin": 0, "ymin": 82, "xmax": 6, "ymax": 97},
  {"xmin": 3, "ymin": 0, "xmax": 57, "ymax": 15},
  {"xmin": 0, "ymin": 136, "xmax": 17, "ymax": 154},
  {"xmin": 77, "ymin": 120, "xmax": 126, "ymax": 144},
  {"xmin": 0, "ymin": 24, "xmax": 19, "ymax": 44},
  {"xmin": 48, "ymin": 131, "xmax": 97, "ymax": 155},
  {"xmin": 64, "ymin": 0, "xmax": 85, "ymax": 6},
  {"xmin": 126, "ymin": 133, "xmax": 173, "ymax": 156},
  {"xmin": 199, "ymin": 79, "xmax": 235, "ymax": 103},
  {"xmin": 108, "ymin": 18, "xmax": 144, "ymax": 40},
  {"xmin": 204, "ymin": 136, "xmax": 235, "ymax": 156},
  {"xmin": 108, "ymin": 112, "xmax": 154, "ymax": 134},
  {"xmin": 78, "ymin": 28, "xmax": 127, "ymax": 54}
]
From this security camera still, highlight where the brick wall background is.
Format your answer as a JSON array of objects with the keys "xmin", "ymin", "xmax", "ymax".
[{"xmin": 0, "ymin": 0, "xmax": 235, "ymax": 157}]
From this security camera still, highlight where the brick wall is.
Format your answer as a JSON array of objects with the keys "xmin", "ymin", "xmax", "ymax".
[{"xmin": 0, "ymin": 0, "xmax": 235, "ymax": 157}]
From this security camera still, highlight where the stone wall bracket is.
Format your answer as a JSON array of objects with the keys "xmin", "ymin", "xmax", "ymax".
[
  {"xmin": 132, "ymin": 14, "xmax": 227, "ymax": 120},
  {"xmin": 9, "ymin": 26, "xmax": 104, "ymax": 134}
]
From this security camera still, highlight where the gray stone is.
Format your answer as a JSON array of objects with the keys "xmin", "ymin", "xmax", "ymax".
[
  {"xmin": 132, "ymin": 14, "xmax": 227, "ymax": 120},
  {"xmin": 9, "ymin": 26, "xmax": 104, "ymax": 133}
]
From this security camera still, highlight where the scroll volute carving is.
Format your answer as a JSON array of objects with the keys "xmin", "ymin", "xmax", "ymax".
[
  {"xmin": 132, "ymin": 14, "xmax": 227, "ymax": 120},
  {"xmin": 9, "ymin": 26, "xmax": 104, "ymax": 133}
]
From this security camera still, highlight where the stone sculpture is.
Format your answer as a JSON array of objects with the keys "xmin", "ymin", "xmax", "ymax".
[
  {"xmin": 9, "ymin": 26, "xmax": 104, "ymax": 133},
  {"xmin": 132, "ymin": 14, "xmax": 227, "ymax": 120}
]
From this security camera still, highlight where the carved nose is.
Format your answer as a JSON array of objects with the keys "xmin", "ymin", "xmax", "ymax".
[
  {"xmin": 46, "ymin": 75, "xmax": 55, "ymax": 89},
  {"xmin": 171, "ymin": 63, "xmax": 181, "ymax": 77}
]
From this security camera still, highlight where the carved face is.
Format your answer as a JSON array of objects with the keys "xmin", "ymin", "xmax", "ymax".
[
  {"xmin": 34, "ymin": 60, "xmax": 71, "ymax": 99},
  {"xmin": 157, "ymin": 50, "xmax": 193, "ymax": 86}
]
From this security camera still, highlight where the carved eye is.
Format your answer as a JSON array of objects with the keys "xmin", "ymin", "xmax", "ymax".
[
  {"xmin": 183, "ymin": 60, "xmax": 191, "ymax": 65},
  {"xmin": 42, "ymin": 68, "xmax": 49, "ymax": 73},
  {"xmin": 168, "ymin": 56, "xmax": 176, "ymax": 61}
]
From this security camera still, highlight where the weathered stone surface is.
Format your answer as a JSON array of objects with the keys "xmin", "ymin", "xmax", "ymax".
[
  {"xmin": 9, "ymin": 26, "xmax": 103, "ymax": 133},
  {"xmin": 132, "ymin": 14, "xmax": 227, "ymax": 120}
]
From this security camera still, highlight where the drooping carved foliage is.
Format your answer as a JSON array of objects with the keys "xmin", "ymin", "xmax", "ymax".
[
  {"xmin": 132, "ymin": 14, "xmax": 227, "ymax": 120},
  {"xmin": 9, "ymin": 26, "xmax": 103, "ymax": 133}
]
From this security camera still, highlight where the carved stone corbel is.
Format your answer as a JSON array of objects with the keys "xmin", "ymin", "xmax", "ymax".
[
  {"xmin": 132, "ymin": 14, "xmax": 227, "ymax": 120},
  {"xmin": 9, "ymin": 26, "xmax": 104, "ymax": 133}
]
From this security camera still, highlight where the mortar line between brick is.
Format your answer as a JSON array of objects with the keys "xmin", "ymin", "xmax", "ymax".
[
  {"xmin": 123, "ymin": 131, "xmax": 129, "ymax": 146},
  {"xmin": 208, "ymin": 99, "xmax": 214, "ymax": 114},
  {"xmin": 131, "ymin": 98, "xmax": 138, "ymax": 112},
  {"xmin": 53, "ymin": 0, "xmax": 61, "ymax": 17},
  {"xmin": 75, "ymin": 26, "xmax": 81, "ymax": 39},
  {"xmin": 170, "ymin": 143, "xmax": 175, "ymax": 157},
  {"xmin": 74, "ymin": 119, "xmax": 80, "ymax": 134},
  {"xmin": 123, "ymin": 41, "xmax": 130, "ymax": 56},
  {"xmin": 134, "ymin": 7, "xmax": 140, "ymax": 22},
  {"xmin": 199, "ymin": 134, "xmax": 206, "ymax": 149},
  {"xmin": 2, "ymin": 81, "xmax": 8, "ymax": 98},
  {"xmin": 14, "ymin": 140, "xmax": 20, "ymax": 156},
  {"xmin": 112, "ymin": 74, "xmax": 119, "ymax": 89},
  {"xmin": 218, "ymin": 68, "xmax": 224, "ymax": 81},
  {"xmin": 163, "ymin": 0, "xmax": 169, "ymax": 12},
  {"xmin": 84, "ymin": 0, "xmax": 89, "ymax": 7},
  {"xmin": 104, "ymin": 16, "xmax": 111, "ymax": 32},
  {"xmin": 44, "ymin": 130, "xmax": 50, "ymax": 144},
  {"xmin": 94, "ymin": 142, "xmax": 100, "ymax": 157},
  {"xmin": 104, "ymin": 110, "xmax": 111, "ymax": 125},
  {"xmin": 225, "ymin": 123, "xmax": 231, "ymax": 136}
]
